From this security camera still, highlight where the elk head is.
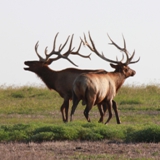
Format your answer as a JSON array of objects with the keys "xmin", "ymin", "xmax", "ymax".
[
  {"xmin": 24, "ymin": 33, "xmax": 91, "ymax": 73},
  {"xmin": 81, "ymin": 32, "xmax": 140, "ymax": 79}
]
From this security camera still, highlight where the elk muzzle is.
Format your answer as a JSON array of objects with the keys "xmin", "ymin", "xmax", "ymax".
[
  {"xmin": 131, "ymin": 70, "xmax": 136, "ymax": 76},
  {"xmin": 24, "ymin": 61, "xmax": 31, "ymax": 71}
]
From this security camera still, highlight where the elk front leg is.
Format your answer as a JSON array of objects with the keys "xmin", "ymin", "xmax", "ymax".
[
  {"xmin": 105, "ymin": 100, "xmax": 113, "ymax": 124},
  {"xmin": 112, "ymin": 100, "xmax": 121, "ymax": 124},
  {"xmin": 60, "ymin": 99, "xmax": 69, "ymax": 123},
  {"xmin": 65, "ymin": 100, "xmax": 69, "ymax": 122}
]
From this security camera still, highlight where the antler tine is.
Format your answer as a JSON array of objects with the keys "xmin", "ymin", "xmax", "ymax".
[
  {"xmin": 59, "ymin": 35, "xmax": 70, "ymax": 52},
  {"xmin": 62, "ymin": 57, "xmax": 78, "ymax": 67},
  {"xmin": 49, "ymin": 54, "xmax": 78, "ymax": 67},
  {"xmin": 107, "ymin": 34, "xmax": 124, "ymax": 51},
  {"xmin": 128, "ymin": 50, "xmax": 135, "ymax": 62},
  {"xmin": 128, "ymin": 50, "xmax": 140, "ymax": 64},
  {"xmin": 76, "ymin": 40, "xmax": 82, "ymax": 53},
  {"xmin": 121, "ymin": 36, "xmax": 140, "ymax": 64},
  {"xmin": 35, "ymin": 41, "xmax": 45, "ymax": 61},
  {"xmin": 53, "ymin": 32, "xmax": 59, "ymax": 51},
  {"xmin": 116, "ymin": 54, "xmax": 125, "ymax": 62},
  {"xmin": 88, "ymin": 31, "xmax": 100, "ymax": 53},
  {"xmin": 41, "ymin": 32, "xmax": 60, "ymax": 61},
  {"xmin": 61, "ymin": 34, "xmax": 75, "ymax": 58},
  {"xmin": 72, "ymin": 40, "xmax": 91, "ymax": 60},
  {"xmin": 44, "ymin": 46, "xmax": 48, "ymax": 56},
  {"xmin": 122, "ymin": 35, "xmax": 130, "ymax": 64},
  {"xmin": 82, "ymin": 32, "xmax": 94, "ymax": 52},
  {"xmin": 45, "ymin": 32, "xmax": 60, "ymax": 58}
]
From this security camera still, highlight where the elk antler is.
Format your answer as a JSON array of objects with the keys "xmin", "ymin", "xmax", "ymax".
[
  {"xmin": 44, "ymin": 32, "xmax": 70, "ymax": 60},
  {"xmin": 81, "ymin": 32, "xmax": 140, "ymax": 65},
  {"xmin": 45, "ymin": 33, "xmax": 78, "ymax": 66},
  {"xmin": 35, "ymin": 33, "xmax": 91, "ymax": 67},
  {"xmin": 35, "ymin": 41, "xmax": 46, "ymax": 62},
  {"xmin": 81, "ymin": 32, "xmax": 121, "ymax": 64},
  {"xmin": 107, "ymin": 34, "xmax": 140, "ymax": 65}
]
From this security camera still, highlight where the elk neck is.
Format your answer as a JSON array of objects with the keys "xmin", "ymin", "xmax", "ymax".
[
  {"xmin": 108, "ymin": 72, "xmax": 126, "ymax": 93},
  {"xmin": 36, "ymin": 66, "xmax": 57, "ymax": 90}
]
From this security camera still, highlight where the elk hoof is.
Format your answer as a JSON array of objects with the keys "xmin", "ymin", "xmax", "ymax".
[
  {"xmin": 105, "ymin": 122, "xmax": 108, "ymax": 125},
  {"xmin": 98, "ymin": 118, "xmax": 103, "ymax": 123},
  {"xmin": 117, "ymin": 121, "xmax": 121, "ymax": 124}
]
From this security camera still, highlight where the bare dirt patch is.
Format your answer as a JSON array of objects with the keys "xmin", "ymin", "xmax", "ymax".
[{"xmin": 0, "ymin": 141, "xmax": 160, "ymax": 160}]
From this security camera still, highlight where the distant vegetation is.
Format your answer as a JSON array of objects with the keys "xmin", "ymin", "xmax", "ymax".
[{"xmin": 0, "ymin": 85, "xmax": 160, "ymax": 142}]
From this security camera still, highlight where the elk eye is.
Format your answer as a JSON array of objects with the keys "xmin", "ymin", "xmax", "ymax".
[{"xmin": 125, "ymin": 68, "xmax": 128, "ymax": 72}]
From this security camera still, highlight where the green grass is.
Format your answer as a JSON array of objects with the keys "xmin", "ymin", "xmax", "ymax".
[
  {"xmin": 0, "ymin": 85, "xmax": 160, "ymax": 142},
  {"xmin": 0, "ymin": 122, "xmax": 160, "ymax": 143}
]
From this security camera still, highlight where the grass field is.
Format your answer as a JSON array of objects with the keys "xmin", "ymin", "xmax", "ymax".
[{"xmin": 0, "ymin": 85, "xmax": 160, "ymax": 143}]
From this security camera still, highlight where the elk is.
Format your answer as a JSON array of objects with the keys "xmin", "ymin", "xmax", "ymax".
[
  {"xmin": 24, "ymin": 33, "xmax": 120, "ymax": 123},
  {"xmin": 70, "ymin": 32, "xmax": 140, "ymax": 124}
]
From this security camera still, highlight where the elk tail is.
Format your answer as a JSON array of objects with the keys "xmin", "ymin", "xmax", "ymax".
[
  {"xmin": 82, "ymin": 86, "xmax": 88, "ymax": 106},
  {"xmin": 71, "ymin": 90, "xmax": 80, "ymax": 116}
]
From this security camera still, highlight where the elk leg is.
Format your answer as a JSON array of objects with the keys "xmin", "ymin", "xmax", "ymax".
[
  {"xmin": 60, "ymin": 98, "xmax": 70, "ymax": 122},
  {"xmin": 70, "ymin": 93, "xmax": 80, "ymax": 121},
  {"xmin": 101, "ymin": 103, "xmax": 109, "ymax": 122},
  {"xmin": 103, "ymin": 103, "xmax": 108, "ymax": 113},
  {"xmin": 105, "ymin": 100, "xmax": 113, "ymax": 124},
  {"xmin": 84, "ymin": 99, "xmax": 95, "ymax": 122},
  {"xmin": 60, "ymin": 100, "xmax": 67, "ymax": 122},
  {"xmin": 65, "ymin": 100, "xmax": 69, "ymax": 122},
  {"xmin": 98, "ymin": 104, "xmax": 104, "ymax": 123},
  {"xmin": 112, "ymin": 100, "xmax": 121, "ymax": 124},
  {"xmin": 70, "ymin": 100, "xmax": 80, "ymax": 121},
  {"xmin": 83, "ymin": 107, "xmax": 91, "ymax": 122}
]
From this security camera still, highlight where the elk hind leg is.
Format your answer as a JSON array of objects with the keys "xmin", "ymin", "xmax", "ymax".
[
  {"xmin": 83, "ymin": 107, "xmax": 91, "ymax": 122},
  {"xmin": 98, "ymin": 104, "xmax": 105, "ymax": 123},
  {"xmin": 83, "ymin": 100, "xmax": 95, "ymax": 122},
  {"xmin": 112, "ymin": 100, "xmax": 121, "ymax": 124}
]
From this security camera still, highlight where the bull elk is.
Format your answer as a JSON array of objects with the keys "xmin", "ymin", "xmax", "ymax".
[
  {"xmin": 24, "ymin": 33, "xmax": 120, "ymax": 123},
  {"xmin": 70, "ymin": 32, "xmax": 140, "ymax": 124}
]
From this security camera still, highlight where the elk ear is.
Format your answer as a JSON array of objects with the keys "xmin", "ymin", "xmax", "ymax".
[
  {"xmin": 110, "ymin": 63, "xmax": 117, "ymax": 69},
  {"xmin": 45, "ymin": 59, "xmax": 52, "ymax": 65}
]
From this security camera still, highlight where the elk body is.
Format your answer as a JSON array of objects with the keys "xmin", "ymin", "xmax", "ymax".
[
  {"xmin": 24, "ymin": 33, "xmax": 120, "ymax": 123},
  {"xmin": 70, "ymin": 33, "xmax": 140, "ymax": 124}
]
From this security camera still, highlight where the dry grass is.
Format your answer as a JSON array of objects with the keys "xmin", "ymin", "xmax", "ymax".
[{"xmin": 0, "ymin": 141, "xmax": 160, "ymax": 160}]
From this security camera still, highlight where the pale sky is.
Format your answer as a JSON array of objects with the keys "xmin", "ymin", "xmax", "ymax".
[{"xmin": 1, "ymin": 0, "xmax": 160, "ymax": 87}]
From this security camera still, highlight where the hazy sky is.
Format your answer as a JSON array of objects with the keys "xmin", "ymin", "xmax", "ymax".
[{"xmin": 1, "ymin": 1, "xmax": 160, "ymax": 87}]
